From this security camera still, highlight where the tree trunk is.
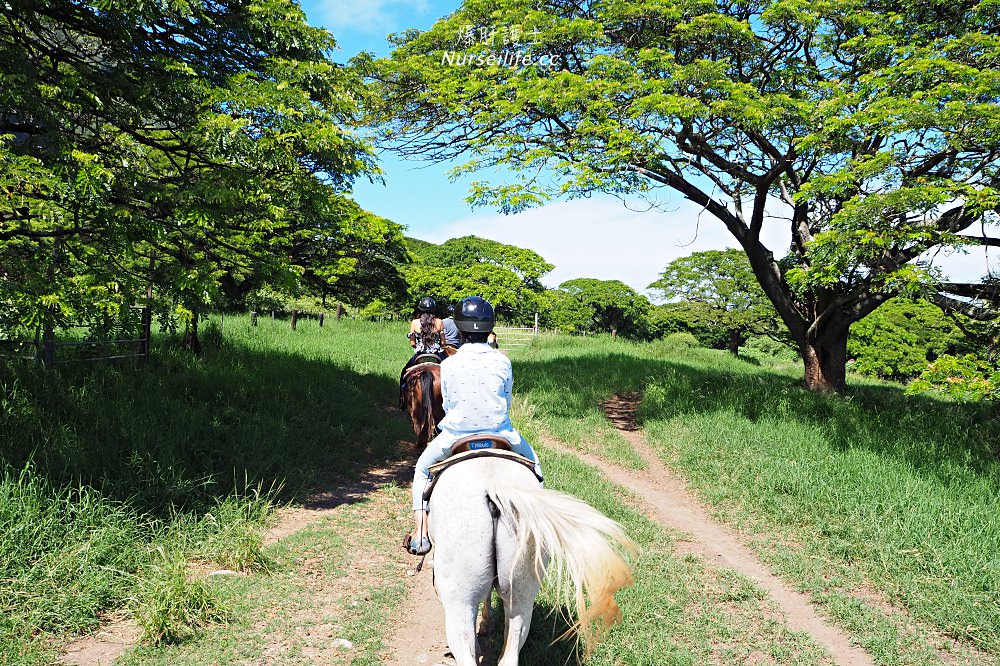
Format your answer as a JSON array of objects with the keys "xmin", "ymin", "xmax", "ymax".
[
  {"xmin": 799, "ymin": 331, "xmax": 848, "ymax": 392},
  {"xmin": 727, "ymin": 328, "xmax": 742, "ymax": 356},
  {"xmin": 183, "ymin": 310, "xmax": 201, "ymax": 354}
]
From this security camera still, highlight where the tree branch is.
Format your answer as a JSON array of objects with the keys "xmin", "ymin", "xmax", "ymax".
[
  {"xmin": 929, "ymin": 292, "xmax": 999, "ymax": 321},
  {"xmin": 938, "ymin": 282, "xmax": 1000, "ymax": 301}
]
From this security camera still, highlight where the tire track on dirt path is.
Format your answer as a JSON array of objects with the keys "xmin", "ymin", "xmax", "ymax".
[{"xmin": 564, "ymin": 393, "xmax": 875, "ymax": 666}]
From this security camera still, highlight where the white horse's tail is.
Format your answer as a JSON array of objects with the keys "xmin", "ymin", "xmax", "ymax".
[{"xmin": 487, "ymin": 481, "xmax": 639, "ymax": 652}]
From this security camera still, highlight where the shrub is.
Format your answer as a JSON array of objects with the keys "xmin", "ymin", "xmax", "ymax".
[
  {"xmin": 848, "ymin": 298, "xmax": 967, "ymax": 379},
  {"xmin": 131, "ymin": 549, "xmax": 228, "ymax": 644},
  {"xmin": 906, "ymin": 354, "xmax": 1000, "ymax": 402}
]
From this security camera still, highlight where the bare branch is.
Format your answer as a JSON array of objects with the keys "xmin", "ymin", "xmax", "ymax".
[{"xmin": 929, "ymin": 292, "xmax": 999, "ymax": 321}]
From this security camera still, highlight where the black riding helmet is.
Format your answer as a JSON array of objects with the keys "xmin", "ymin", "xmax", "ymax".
[
  {"xmin": 416, "ymin": 296, "xmax": 436, "ymax": 313},
  {"xmin": 454, "ymin": 296, "xmax": 495, "ymax": 333}
]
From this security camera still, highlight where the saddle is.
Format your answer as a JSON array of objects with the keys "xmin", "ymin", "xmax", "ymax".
[
  {"xmin": 403, "ymin": 360, "xmax": 441, "ymax": 383},
  {"xmin": 422, "ymin": 436, "xmax": 540, "ymax": 502},
  {"xmin": 412, "ymin": 352, "xmax": 442, "ymax": 365}
]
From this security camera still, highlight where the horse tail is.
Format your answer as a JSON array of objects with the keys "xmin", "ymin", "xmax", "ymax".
[
  {"xmin": 419, "ymin": 368, "xmax": 437, "ymax": 444},
  {"xmin": 486, "ymin": 482, "xmax": 638, "ymax": 652}
]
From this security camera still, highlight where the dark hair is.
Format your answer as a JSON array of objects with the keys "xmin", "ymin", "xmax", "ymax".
[
  {"xmin": 462, "ymin": 331, "xmax": 490, "ymax": 344},
  {"xmin": 419, "ymin": 312, "xmax": 438, "ymax": 347}
]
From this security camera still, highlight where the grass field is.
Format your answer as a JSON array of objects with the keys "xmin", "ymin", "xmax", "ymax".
[
  {"xmin": 0, "ymin": 315, "xmax": 415, "ymax": 665},
  {"xmin": 513, "ymin": 334, "xmax": 1000, "ymax": 663},
  {"xmin": 1, "ymin": 317, "xmax": 997, "ymax": 664}
]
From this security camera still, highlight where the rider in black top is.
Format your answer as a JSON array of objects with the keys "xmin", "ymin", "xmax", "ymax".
[{"xmin": 399, "ymin": 297, "xmax": 446, "ymax": 408}]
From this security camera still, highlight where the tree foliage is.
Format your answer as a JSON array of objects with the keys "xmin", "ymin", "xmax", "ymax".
[
  {"xmin": 556, "ymin": 278, "xmax": 652, "ymax": 339},
  {"xmin": 848, "ymin": 298, "xmax": 969, "ymax": 379},
  {"xmin": 373, "ymin": 0, "xmax": 1000, "ymax": 390},
  {"xmin": 402, "ymin": 235, "xmax": 551, "ymax": 321},
  {"xmin": 907, "ymin": 354, "xmax": 1000, "ymax": 402},
  {"xmin": 649, "ymin": 249, "xmax": 781, "ymax": 353},
  {"xmin": 417, "ymin": 235, "xmax": 553, "ymax": 290},
  {"xmin": 0, "ymin": 0, "xmax": 405, "ymax": 342}
]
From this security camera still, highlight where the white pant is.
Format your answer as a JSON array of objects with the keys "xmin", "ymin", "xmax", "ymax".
[{"xmin": 411, "ymin": 426, "xmax": 541, "ymax": 511}]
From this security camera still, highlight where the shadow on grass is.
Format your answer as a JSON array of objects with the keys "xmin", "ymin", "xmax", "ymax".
[
  {"xmin": 514, "ymin": 350, "xmax": 1000, "ymax": 483},
  {"xmin": 0, "ymin": 334, "xmax": 416, "ymax": 517},
  {"xmin": 477, "ymin": 596, "xmax": 579, "ymax": 666}
]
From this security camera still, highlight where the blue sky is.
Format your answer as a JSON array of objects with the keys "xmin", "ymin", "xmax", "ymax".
[{"xmin": 297, "ymin": 0, "xmax": 994, "ymax": 291}]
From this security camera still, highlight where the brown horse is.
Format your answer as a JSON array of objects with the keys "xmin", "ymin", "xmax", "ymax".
[{"xmin": 402, "ymin": 362, "xmax": 445, "ymax": 447}]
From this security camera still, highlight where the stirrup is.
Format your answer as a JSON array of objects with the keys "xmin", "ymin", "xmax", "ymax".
[{"xmin": 403, "ymin": 533, "xmax": 431, "ymax": 555}]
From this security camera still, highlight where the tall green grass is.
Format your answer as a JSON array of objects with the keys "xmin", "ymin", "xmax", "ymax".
[
  {"xmin": 5, "ymin": 317, "xmax": 997, "ymax": 663},
  {"xmin": 0, "ymin": 315, "xmax": 414, "ymax": 664},
  {"xmin": 513, "ymin": 334, "xmax": 1000, "ymax": 660}
]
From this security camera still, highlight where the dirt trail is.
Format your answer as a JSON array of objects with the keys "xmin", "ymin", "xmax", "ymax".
[
  {"xmin": 383, "ymin": 554, "xmax": 456, "ymax": 666},
  {"xmin": 384, "ymin": 393, "xmax": 875, "ymax": 666},
  {"xmin": 591, "ymin": 394, "xmax": 875, "ymax": 666},
  {"xmin": 60, "ymin": 460, "xmax": 414, "ymax": 666},
  {"xmin": 62, "ymin": 397, "xmax": 876, "ymax": 666}
]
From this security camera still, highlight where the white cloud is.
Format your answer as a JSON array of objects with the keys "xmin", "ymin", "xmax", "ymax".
[
  {"xmin": 425, "ymin": 196, "xmax": 792, "ymax": 293},
  {"xmin": 307, "ymin": 0, "xmax": 431, "ymax": 35},
  {"xmin": 422, "ymin": 195, "xmax": 997, "ymax": 292}
]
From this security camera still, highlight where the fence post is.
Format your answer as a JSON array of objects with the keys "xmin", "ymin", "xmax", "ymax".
[
  {"xmin": 290, "ymin": 309, "xmax": 298, "ymax": 331},
  {"xmin": 139, "ymin": 250, "xmax": 154, "ymax": 357},
  {"xmin": 139, "ymin": 306, "xmax": 151, "ymax": 357},
  {"xmin": 41, "ymin": 320, "xmax": 55, "ymax": 369},
  {"xmin": 336, "ymin": 303, "xmax": 343, "ymax": 320},
  {"xmin": 250, "ymin": 311, "xmax": 258, "ymax": 327},
  {"xmin": 319, "ymin": 312, "xmax": 325, "ymax": 327},
  {"xmin": 533, "ymin": 312, "xmax": 539, "ymax": 336}
]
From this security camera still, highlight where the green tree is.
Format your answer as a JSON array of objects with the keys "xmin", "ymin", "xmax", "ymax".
[
  {"xmin": 907, "ymin": 354, "xmax": 1000, "ymax": 402},
  {"xmin": 557, "ymin": 278, "xmax": 651, "ymax": 339},
  {"xmin": 420, "ymin": 235, "xmax": 554, "ymax": 290},
  {"xmin": 538, "ymin": 288, "xmax": 593, "ymax": 333},
  {"xmin": 649, "ymin": 249, "xmax": 781, "ymax": 355},
  {"xmin": 0, "ymin": 0, "xmax": 405, "ymax": 348},
  {"xmin": 373, "ymin": 0, "xmax": 1000, "ymax": 391},
  {"xmin": 848, "ymin": 298, "xmax": 969, "ymax": 379},
  {"xmin": 403, "ymin": 235, "xmax": 551, "ymax": 321}
]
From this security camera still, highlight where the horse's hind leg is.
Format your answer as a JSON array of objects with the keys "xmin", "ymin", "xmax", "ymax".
[
  {"xmin": 436, "ymin": 567, "xmax": 491, "ymax": 666},
  {"xmin": 441, "ymin": 600, "xmax": 481, "ymax": 666},
  {"xmin": 431, "ymin": 504, "xmax": 494, "ymax": 666},
  {"xmin": 495, "ymin": 522, "xmax": 543, "ymax": 666}
]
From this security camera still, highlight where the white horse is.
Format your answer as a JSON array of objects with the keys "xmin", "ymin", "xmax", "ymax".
[{"xmin": 427, "ymin": 454, "xmax": 637, "ymax": 666}]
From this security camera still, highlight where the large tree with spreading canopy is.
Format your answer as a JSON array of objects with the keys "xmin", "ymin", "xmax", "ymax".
[
  {"xmin": 649, "ymin": 249, "xmax": 782, "ymax": 354},
  {"xmin": 369, "ymin": 0, "xmax": 1000, "ymax": 390},
  {"xmin": 1, "ymin": 0, "xmax": 406, "ymax": 347},
  {"xmin": 403, "ymin": 235, "xmax": 552, "ymax": 321}
]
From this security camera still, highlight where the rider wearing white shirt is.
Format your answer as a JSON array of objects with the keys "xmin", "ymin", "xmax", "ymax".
[{"xmin": 407, "ymin": 296, "xmax": 541, "ymax": 555}]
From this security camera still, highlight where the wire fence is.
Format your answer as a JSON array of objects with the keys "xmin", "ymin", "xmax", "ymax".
[{"xmin": 0, "ymin": 307, "xmax": 151, "ymax": 367}]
